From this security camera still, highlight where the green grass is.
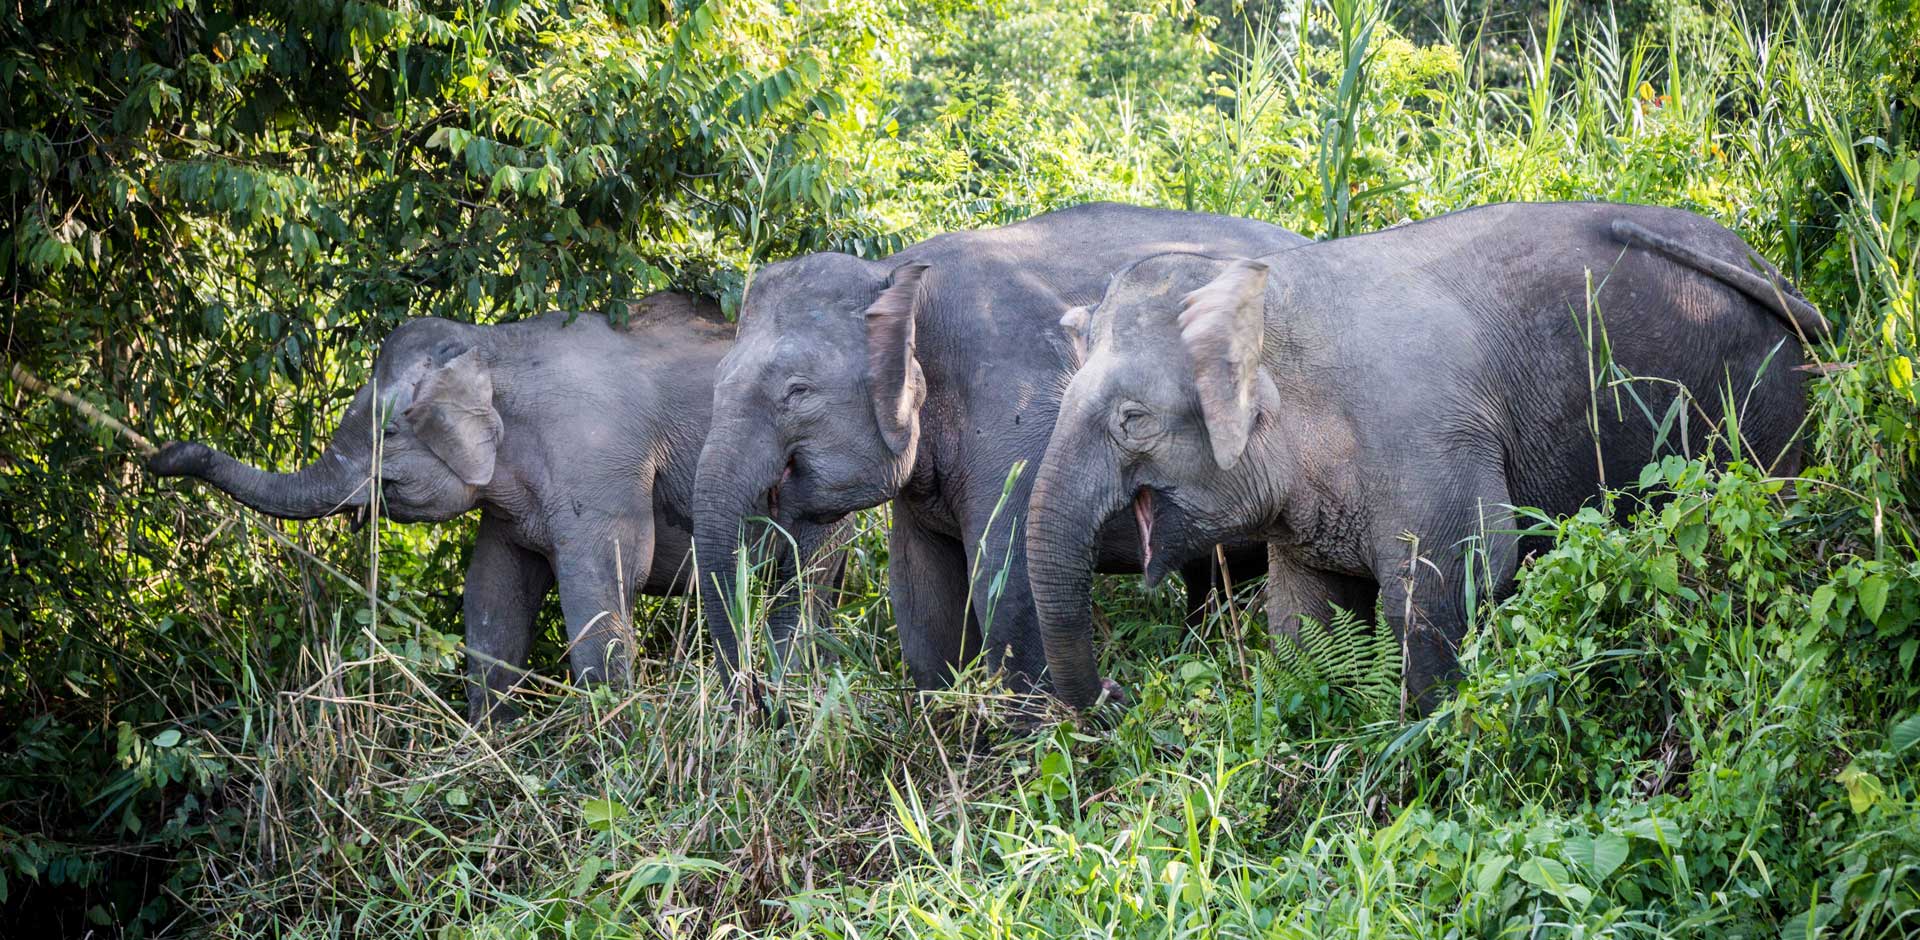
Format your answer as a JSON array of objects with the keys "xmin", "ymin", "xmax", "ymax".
[{"xmin": 5, "ymin": 0, "xmax": 1918, "ymax": 936}]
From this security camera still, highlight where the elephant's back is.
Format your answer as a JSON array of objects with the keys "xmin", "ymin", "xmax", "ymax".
[
  {"xmin": 1292, "ymin": 202, "xmax": 1808, "ymax": 523},
  {"xmin": 613, "ymin": 291, "xmax": 732, "ymax": 344},
  {"xmin": 904, "ymin": 203, "xmax": 1308, "ymax": 381},
  {"xmin": 897, "ymin": 202, "xmax": 1304, "ymax": 306},
  {"xmin": 1382, "ymin": 202, "xmax": 1810, "ymax": 514}
]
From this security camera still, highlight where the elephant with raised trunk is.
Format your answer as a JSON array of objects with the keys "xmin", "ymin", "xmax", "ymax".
[
  {"xmin": 692, "ymin": 202, "xmax": 1305, "ymax": 697},
  {"xmin": 1028, "ymin": 202, "xmax": 1824, "ymax": 712},
  {"xmin": 151, "ymin": 293, "xmax": 840, "ymax": 721}
]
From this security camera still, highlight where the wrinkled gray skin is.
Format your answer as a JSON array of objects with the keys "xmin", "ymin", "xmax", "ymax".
[
  {"xmin": 693, "ymin": 203, "xmax": 1306, "ymax": 694},
  {"xmin": 1031, "ymin": 202, "xmax": 1823, "ymax": 712},
  {"xmin": 152, "ymin": 294, "xmax": 835, "ymax": 721}
]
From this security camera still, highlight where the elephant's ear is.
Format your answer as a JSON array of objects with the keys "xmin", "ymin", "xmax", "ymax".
[
  {"xmin": 1058, "ymin": 305, "xmax": 1092, "ymax": 367},
  {"xmin": 865, "ymin": 263, "xmax": 930, "ymax": 456},
  {"xmin": 404, "ymin": 348, "xmax": 504, "ymax": 486},
  {"xmin": 1177, "ymin": 259, "xmax": 1270, "ymax": 471}
]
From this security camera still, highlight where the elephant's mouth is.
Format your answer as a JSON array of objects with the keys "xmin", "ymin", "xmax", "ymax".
[
  {"xmin": 345, "ymin": 480, "xmax": 383, "ymax": 530},
  {"xmin": 1134, "ymin": 486, "xmax": 1185, "ymax": 586},
  {"xmin": 767, "ymin": 456, "xmax": 795, "ymax": 518},
  {"xmin": 1133, "ymin": 486, "xmax": 1157, "ymax": 573},
  {"xmin": 1133, "ymin": 485, "xmax": 1205, "ymax": 587}
]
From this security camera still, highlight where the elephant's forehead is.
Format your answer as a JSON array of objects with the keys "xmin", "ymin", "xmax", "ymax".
[
  {"xmin": 1092, "ymin": 294, "xmax": 1184, "ymax": 354},
  {"xmin": 739, "ymin": 288, "xmax": 866, "ymax": 342},
  {"xmin": 1076, "ymin": 310, "xmax": 1198, "ymax": 409},
  {"xmin": 1095, "ymin": 255, "xmax": 1221, "ymax": 346},
  {"xmin": 743, "ymin": 254, "xmax": 880, "ymax": 323},
  {"xmin": 720, "ymin": 320, "xmax": 859, "ymax": 382}
]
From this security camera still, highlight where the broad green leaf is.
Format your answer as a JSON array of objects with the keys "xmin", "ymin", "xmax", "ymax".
[
  {"xmin": 1516, "ymin": 857, "xmax": 1590, "ymax": 906},
  {"xmin": 1515, "ymin": 856, "xmax": 1570, "ymax": 889},
  {"xmin": 1889, "ymin": 712, "xmax": 1920, "ymax": 753},
  {"xmin": 1475, "ymin": 854, "xmax": 1512, "ymax": 894},
  {"xmin": 1650, "ymin": 555, "xmax": 1681, "ymax": 595},
  {"xmin": 570, "ymin": 854, "xmax": 605, "ymax": 899},
  {"xmin": 583, "ymin": 798, "xmax": 629, "ymax": 831},
  {"xmin": 1810, "ymin": 584, "xmax": 1836, "ymax": 623},
  {"xmin": 1564, "ymin": 832, "xmax": 1629, "ymax": 880},
  {"xmin": 1858, "ymin": 574, "xmax": 1889, "ymax": 623},
  {"xmin": 1624, "ymin": 817, "xmax": 1680, "ymax": 845}
]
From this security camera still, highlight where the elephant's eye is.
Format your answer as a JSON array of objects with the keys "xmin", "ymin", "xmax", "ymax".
[
  {"xmin": 1116, "ymin": 403, "xmax": 1163, "ymax": 445},
  {"xmin": 781, "ymin": 383, "xmax": 812, "ymax": 406}
]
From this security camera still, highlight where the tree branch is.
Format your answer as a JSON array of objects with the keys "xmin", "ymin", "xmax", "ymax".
[{"xmin": 7, "ymin": 361, "xmax": 158, "ymax": 456}]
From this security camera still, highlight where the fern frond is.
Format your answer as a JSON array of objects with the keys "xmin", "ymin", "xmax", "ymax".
[{"xmin": 1264, "ymin": 606, "xmax": 1403, "ymax": 717}]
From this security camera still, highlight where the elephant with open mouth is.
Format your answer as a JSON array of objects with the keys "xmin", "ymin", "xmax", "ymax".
[
  {"xmin": 1028, "ymin": 202, "xmax": 1824, "ymax": 713},
  {"xmin": 691, "ymin": 202, "xmax": 1306, "ymax": 698},
  {"xmin": 151, "ymin": 293, "xmax": 841, "ymax": 721}
]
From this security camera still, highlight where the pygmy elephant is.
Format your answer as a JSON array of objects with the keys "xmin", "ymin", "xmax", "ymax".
[
  {"xmin": 692, "ymin": 202, "xmax": 1305, "ymax": 697},
  {"xmin": 152, "ymin": 293, "xmax": 839, "ymax": 721},
  {"xmin": 1028, "ymin": 201, "xmax": 1824, "ymax": 712}
]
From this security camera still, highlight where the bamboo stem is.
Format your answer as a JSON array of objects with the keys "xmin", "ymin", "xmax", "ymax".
[{"xmin": 7, "ymin": 360, "xmax": 159, "ymax": 457}]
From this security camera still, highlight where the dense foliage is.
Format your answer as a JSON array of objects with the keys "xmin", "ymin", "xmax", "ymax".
[{"xmin": 3, "ymin": 0, "xmax": 1916, "ymax": 936}]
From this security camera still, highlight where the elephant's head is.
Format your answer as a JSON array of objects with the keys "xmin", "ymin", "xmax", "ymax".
[
  {"xmin": 693, "ymin": 253, "xmax": 930, "ymax": 673},
  {"xmin": 1030, "ymin": 254, "xmax": 1289, "ymax": 707},
  {"xmin": 151, "ymin": 318, "xmax": 503, "ymax": 525}
]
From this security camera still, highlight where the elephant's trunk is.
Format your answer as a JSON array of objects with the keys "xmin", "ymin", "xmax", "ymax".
[
  {"xmin": 1026, "ymin": 426, "xmax": 1126, "ymax": 709},
  {"xmin": 691, "ymin": 414, "xmax": 789, "ymax": 677},
  {"xmin": 150, "ymin": 399, "xmax": 374, "ymax": 520}
]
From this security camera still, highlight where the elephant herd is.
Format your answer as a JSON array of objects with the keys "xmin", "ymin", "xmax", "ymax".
[{"xmin": 151, "ymin": 201, "xmax": 1823, "ymax": 722}]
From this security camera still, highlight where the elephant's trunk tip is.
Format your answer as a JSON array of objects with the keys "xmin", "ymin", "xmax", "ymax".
[{"xmin": 148, "ymin": 441, "xmax": 216, "ymax": 478}]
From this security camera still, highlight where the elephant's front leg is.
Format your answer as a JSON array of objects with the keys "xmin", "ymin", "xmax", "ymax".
[
  {"xmin": 464, "ymin": 512, "xmax": 556, "ymax": 724},
  {"xmin": 890, "ymin": 511, "xmax": 979, "ymax": 691},
  {"xmin": 962, "ymin": 504, "xmax": 1048, "ymax": 695},
  {"xmin": 758, "ymin": 518, "xmax": 842, "ymax": 675},
  {"xmin": 1265, "ymin": 544, "xmax": 1379, "ymax": 639},
  {"xmin": 555, "ymin": 513, "xmax": 653, "ymax": 688}
]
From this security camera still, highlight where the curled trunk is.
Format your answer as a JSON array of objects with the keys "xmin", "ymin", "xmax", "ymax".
[{"xmin": 150, "ymin": 400, "xmax": 375, "ymax": 519}]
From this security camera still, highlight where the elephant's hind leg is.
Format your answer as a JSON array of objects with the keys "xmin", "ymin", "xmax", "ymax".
[{"xmin": 1180, "ymin": 551, "xmax": 1226, "ymax": 628}]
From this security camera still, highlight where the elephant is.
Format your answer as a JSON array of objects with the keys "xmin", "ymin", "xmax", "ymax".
[
  {"xmin": 1027, "ymin": 201, "xmax": 1825, "ymax": 712},
  {"xmin": 691, "ymin": 202, "xmax": 1307, "ymax": 698},
  {"xmin": 151, "ymin": 293, "xmax": 841, "ymax": 721}
]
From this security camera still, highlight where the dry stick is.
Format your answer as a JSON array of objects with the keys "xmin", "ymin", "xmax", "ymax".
[{"xmin": 7, "ymin": 360, "xmax": 160, "ymax": 456}]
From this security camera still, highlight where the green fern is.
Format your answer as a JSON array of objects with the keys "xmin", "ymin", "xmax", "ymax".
[{"xmin": 1256, "ymin": 606, "xmax": 1403, "ymax": 718}]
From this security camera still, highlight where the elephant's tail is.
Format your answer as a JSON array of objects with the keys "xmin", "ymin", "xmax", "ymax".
[{"xmin": 1609, "ymin": 219, "xmax": 1829, "ymax": 340}]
